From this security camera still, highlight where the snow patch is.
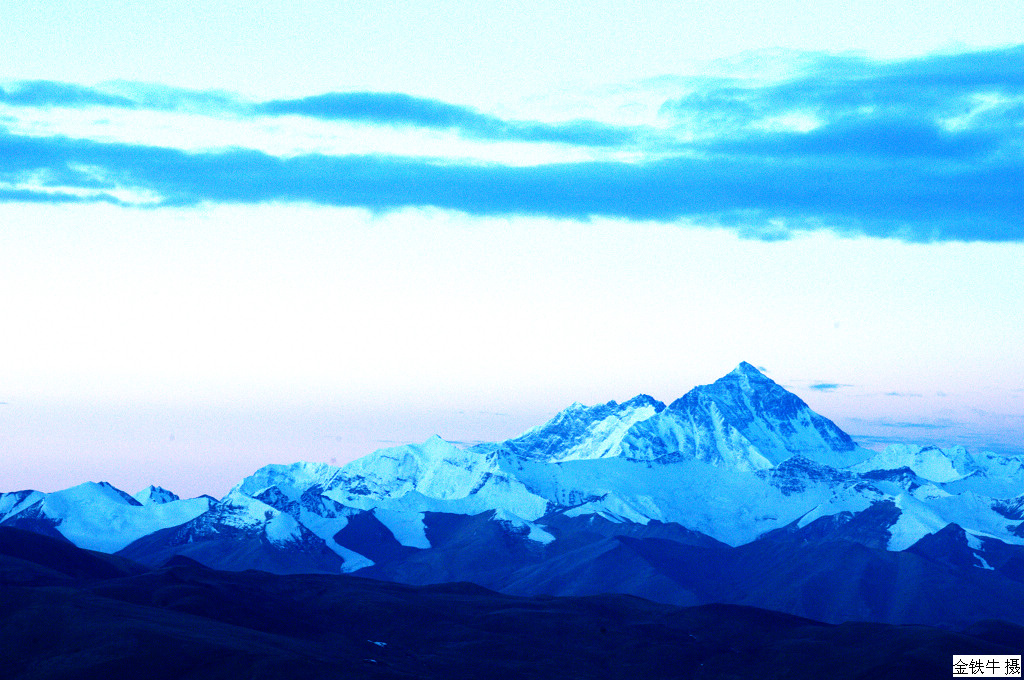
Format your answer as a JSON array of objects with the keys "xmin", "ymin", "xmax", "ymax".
[
  {"xmin": 887, "ymin": 495, "xmax": 950, "ymax": 551},
  {"xmin": 796, "ymin": 493, "xmax": 876, "ymax": 529},
  {"xmin": 264, "ymin": 511, "xmax": 302, "ymax": 545},
  {"xmin": 336, "ymin": 544, "xmax": 375, "ymax": 573},
  {"xmin": 492, "ymin": 508, "xmax": 555, "ymax": 544},
  {"xmin": 373, "ymin": 508, "xmax": 431, "ymax": 549},
  {"xmin": 563, "ymin": 493, "xmax": 654, "ymax": 525}
]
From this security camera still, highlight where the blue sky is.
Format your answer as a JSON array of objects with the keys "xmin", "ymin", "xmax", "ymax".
[{"xmin": 1, "ymin": 1, "xmax": 1022, "ymax": 496}]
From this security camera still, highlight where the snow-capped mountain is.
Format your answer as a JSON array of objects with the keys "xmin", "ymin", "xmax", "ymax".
[
  {"xmin": 110, "ymin": 364, "xmax": 1023, "ymax": 563},
  {"xmin": 488, "ymin": 363, "xmax": 871, "ymax": 470},
  {"xmin": 853, "ymin": 444, "xmax": 979, "ymax": 483},
  {"xmin": 0, "ymin": 482, "xmax": 211, "ymax": 553},
  {"xmin": 117, "ymin": 488, "xmax": 349, "ymax": 574},
  {"xmin": 495, "ymin": 394, "xmax": 665, "ymax": 462},
  {"xmin": 5, "ymin": 362, "xmax": 1024, "ymax": 626},
  {"xmin": 645, "ymin": 362, "xmax": 873, "ymax": 469}
]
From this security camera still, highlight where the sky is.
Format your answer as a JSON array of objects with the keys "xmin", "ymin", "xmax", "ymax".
[{"xmin": 1, "ymin": 1, "xmax": 1022, "ymax": 498}]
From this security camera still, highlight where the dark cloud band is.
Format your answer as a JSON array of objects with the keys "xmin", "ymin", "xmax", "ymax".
[
  {"xmin": 2, "ymin": 127, "xmax": 1021, "ymax": 241},
  {"xmin": 2, "ymin": 45, "xmax": 1022, "ymax": 240}
]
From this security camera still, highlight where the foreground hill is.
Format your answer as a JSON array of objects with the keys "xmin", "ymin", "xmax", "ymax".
[{"xmin": 2, "ymin": 527, "xmax": 1019, "ymax": 680}]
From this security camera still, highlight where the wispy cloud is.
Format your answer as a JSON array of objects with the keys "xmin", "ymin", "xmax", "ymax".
[
  {"xmin": 851, "ymin": 425, "xmax": 1024, "ymax": 457},
  {"xmin": 808, "ymin": 383, "xmax": 852, "ymax": 392},
  {"xmin": 849, "ymin": 417, "xmax": 953, "ymax": 430},
  {"xmin": 445, "ymin": 440, "xmax": 490, "ymax": 448},
  {"xmin": 2, "ymin": 45, "xmax": 1022, "ymax": 240},
  {"xmin": 2, "ymin": 81, "xmax": 642, "ymax": 148},
  {"xmin": 103, "ymin": 82, "xmax": 246, "ymax": 115},
  {"xmin": 0, "ymin": 81, "xmax": 138, "ymax": 109},
  {"xmin": 257, "ymin": 92, "xmax": 641, "ymax": 147}
]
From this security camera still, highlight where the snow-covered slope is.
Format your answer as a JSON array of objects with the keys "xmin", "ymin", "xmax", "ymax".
[
  {"xmin": 318, "ymin": 435, "xmax": 551, "ymax": 521},
  {"xmin": 853, "ymin": 444, "xmax": 979, "ymax": 483},
  {"xmin": 496, "ymin": 395, "xmax": 665, "ymax": 462},
  {"xmin": 491, "ymin": 362, "xmax": 873, "ymax": 471},
  {"xmin": 646, "ymin": 362, "xmax": 873, "ymax": 469},
  {"xmin": 116, "ymin": 487, "xmax": 352, "ymax": 574},
  {"xmin": 0, "ymin": 482, "xmax": 211, "ymax": 553}
]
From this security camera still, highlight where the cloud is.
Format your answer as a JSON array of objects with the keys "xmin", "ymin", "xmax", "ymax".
[
  {"xmin": 849, "ymin": 418, "xmax": 953, "ymax": 430},
  {"xmin": 258, "ymin": 92, "xmax": 642, "ymax": 147},
  {"xmin": 1, "ymin": 80, "xmax": 641, "ymax": 148},
  {"xmin": 657, "ymin": 45, "xmax": 1024, "ymax": 239},
  {"xmin": 851, "ymin": 426, "xmax": 1024, "ymax": 457},
  {"xmin": 2, "ymin": 124, "xmax": 1022, "ymax": 241},
  {"xmin": 885, "ymin": 422, "xmax": 950, "ymax": 430},
  {"xmin": 808, "ymin": 383, "xmax": 852, "ymax": 392},
  {"xmin": 665, "ymin": 46, "xmax": 1024, "ymax": 163},
  {"xmin": 0, "ymin": 80, "xmax": 249, "ymax": 116},
  {"xmin": 704, "ymin": 115, "xmax": 1002, "ymax": 161},
  {"xmin": 2, "ymin": 45, "xmax": 1023, "ymax": 241},
  {"xmin": 0, "ymin": 185, "xmax": 126, "ymax": 206},
  {"xmin": 0, "ymin": 81, "xmax": 138, "ymax": 109},
  {"xmin": 884, "ymin": 392, "xmax": 923, "ymax": 397},
  {"xmin": 259, "ymin": 92, "xmax": 478, "ymax": 126},
  {"xmin": 103, "ymin": 81, "xmax": 246, "ymax": 115}
]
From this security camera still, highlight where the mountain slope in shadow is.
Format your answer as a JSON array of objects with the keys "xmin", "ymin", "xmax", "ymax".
[{"xmin": 3, "ymin": 527, "xmax": 1022, "ymax": 680}]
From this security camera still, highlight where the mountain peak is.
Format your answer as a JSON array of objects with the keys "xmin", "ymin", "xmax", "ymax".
[
  {"xmin": 734, "ymin": 361, "xmax": 765, "ymax": 374},
  {"xmin": 621, "ymin": 394, "xmax": 667, "ymax": 412},
  {"xmin": 663, "ymin": 363, "xmax": 867, "ymax": 468},
  {"xmin": 725, "ymin": 362, "xmax": 774, "ymax": 385},
  {"xmin": 134, "ymin": 485, "xmax": 180, "ymax": 505},
  {"xmin": 499, "ymin": 394, "xmax": 664, "ymax": 462},
  {"xmin": 666, "ymin": 363, "xmax": 781, "ymax": 409}
]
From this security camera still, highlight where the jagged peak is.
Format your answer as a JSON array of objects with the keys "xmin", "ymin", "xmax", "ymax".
[
  {"xmin": 134, "ymin": 485, "xmax": 180, "ymax": 505},
  {"xmin": 557, "ymin": 395, "xmax": 664, "ymax": 417},
  {"xmin": 620, "ymin": 394, "xmax": 667, "ymax": 412}
]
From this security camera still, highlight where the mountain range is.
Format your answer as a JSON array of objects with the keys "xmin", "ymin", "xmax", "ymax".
[{"xmin": 5, "ymin": 362, "xmax": 1024, "ymax": 630}]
